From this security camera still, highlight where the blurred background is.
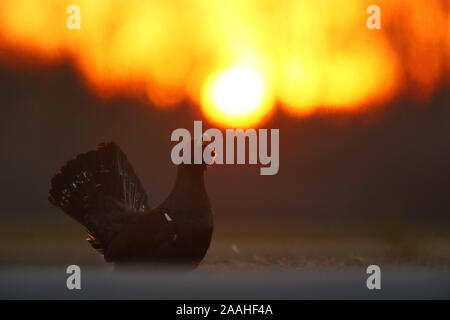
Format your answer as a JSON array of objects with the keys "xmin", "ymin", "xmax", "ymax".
[{"xmin": 0, "ymin": 0, "xmax": 449, "ymax": 277}]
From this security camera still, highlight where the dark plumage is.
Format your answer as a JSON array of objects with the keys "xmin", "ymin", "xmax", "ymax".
[{"xmin": 48, "ymin": 141, "xmax": 214, "ymax": 268}]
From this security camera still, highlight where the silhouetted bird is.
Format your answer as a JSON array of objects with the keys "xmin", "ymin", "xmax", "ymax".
[{"xmin": 48, "ymin": 141, "xmax": 215, "ymax": 268}]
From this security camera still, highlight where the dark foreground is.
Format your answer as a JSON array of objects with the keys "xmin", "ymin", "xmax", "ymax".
[
  {"xmin": 1, "ymin": 267, "xmax": 450, "ymax": 299},
  {"xmin": 1, "ymin": 218, "xmax": 450, "ymax": 299}
]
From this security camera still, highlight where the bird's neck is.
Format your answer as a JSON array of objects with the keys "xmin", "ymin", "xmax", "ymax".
[{"xmin": 163, "ymin": 164, "xmax": 210, "ymax": 211}]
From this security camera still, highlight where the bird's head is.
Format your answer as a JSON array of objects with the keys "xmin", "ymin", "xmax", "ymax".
[
  {"xmin": 196, "ymin": 133, "xmax": 216, "ymax": 169},
  {"xmin": 175, "ymin": 133, "xmax": 216, "ymax": 171}
]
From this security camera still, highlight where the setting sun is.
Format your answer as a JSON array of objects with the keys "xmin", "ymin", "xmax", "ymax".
[
  {"xmin": 0, "ymin": 0, "xmax": 448, "ymax": 127},
  {"xmin": 201, "ymin": 66, "xmax": 273, "ymax": 128}
]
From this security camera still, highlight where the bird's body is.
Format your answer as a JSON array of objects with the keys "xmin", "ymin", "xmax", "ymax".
[{"xmin": 48, "ymin": 142, "xmax": 213, "ymax": 268}]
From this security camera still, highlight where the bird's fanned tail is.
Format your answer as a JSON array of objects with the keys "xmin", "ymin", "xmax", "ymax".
[{"xmin": 48, "ymin": 142, "xmax": 150, "ymax": 254}]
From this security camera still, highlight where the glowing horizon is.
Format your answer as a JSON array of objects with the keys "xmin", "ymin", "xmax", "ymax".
[{"xmin": 0, "ymin": 0, "xmax": 448, "ymax": 127}]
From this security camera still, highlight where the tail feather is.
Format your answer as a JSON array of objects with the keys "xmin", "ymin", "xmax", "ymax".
[{"xmin": 48, "ymin": 142, "xmax": 150, "ymax": 254}]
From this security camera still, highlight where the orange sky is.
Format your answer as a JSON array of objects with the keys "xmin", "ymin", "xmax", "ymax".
[{"xmin": 0, "ymin": 0, "xmax": 448, "ymax": 127}]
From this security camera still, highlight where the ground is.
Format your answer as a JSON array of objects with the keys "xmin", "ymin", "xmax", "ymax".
[{"xmin": 1, "ymin": 216, "xmax": 450, "ymax": 298}]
